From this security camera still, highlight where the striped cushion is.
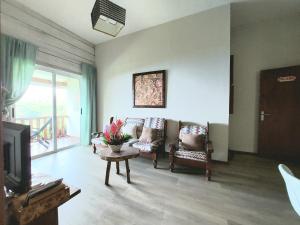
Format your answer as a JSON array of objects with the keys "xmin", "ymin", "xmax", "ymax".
[
  {"xmin": 144, "ymin": 117, "xmax": 165, "ymax": 129},
  {"xmin": 123, "ymin": 139, "xmax": 139, "ymax": 147},
  {"xmin": 175, "ymin": 150, "xmax": 207, "ymax": 162},
  {"xmin": 132, "ymin": 142, "xmax": 158, "ymax": 152},
  {"xmin": 124, "ymin": 118, "xmax": 145, "ymax": 126},
  {"xmin": 91, "ymin": 137, "xmax": 102, "ymax": 145},
  {"xmin": 179, "ymin": 124, "xmax": 207, "ymax": 151},
  {"xmin": 180, "ymin": 125, "xmax": 207, "ymax": 136},
  {"xmin": 144, "ymin": 117, "xmax": 165, "ymax": 139}
]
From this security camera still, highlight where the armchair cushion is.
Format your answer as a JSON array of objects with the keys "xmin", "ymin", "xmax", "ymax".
[
  {"xmin": 91, "ymin": 132, "xmax": 104, "ymax": 145},
  {"xmin": 132, "ymin": 141, "xmax": 158, "ymax": 152},
  {"xmin": 91, "ymin": 137, "xmax": 103, "ymax": 145},
  {"xmin": 180, "ymin": 133, "xmax": 205, "ymax": 151},
  {"xmin": 139, "ymin": 127, "xmax": 159, "ymax": 143},
  {"xmin": 175, "ymin": 149, "xmax": 207, "ymax": 162},
  {"xmin": 124, "ymin": 138, "xmax": 139, "ymax": 147},
  {"xmin": 144, "ymin": 117, "xmax": 165, "ymax": 139},
  {"xmin": 180, "ymin": 125, "xmax": 207, "ymax": 136},
  {"xmin": 124, "ymin": 118, "xmax": 145, "ymax": 138}
]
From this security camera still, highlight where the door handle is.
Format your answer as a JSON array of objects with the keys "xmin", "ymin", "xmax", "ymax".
[{"xmin": 260, "ymin": 111, "xmax": 272, "ymax": 121}]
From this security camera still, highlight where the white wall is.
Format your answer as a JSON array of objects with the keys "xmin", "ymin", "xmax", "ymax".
[
  {"xmin": 229, "ymin": 15, "xmax": 300, "ymax": 153},
  {"xmin": 0, "ymin": 0, "xmax": 95, "ymax": 74},
  {"xmin": 96, "ymin": 5, "xmax": 230, "ymax": 161}
]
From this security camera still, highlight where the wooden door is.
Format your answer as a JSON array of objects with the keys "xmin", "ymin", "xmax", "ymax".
[{"xmin": 258, "ymin": 65, "xmax": 300, "ymax": 160}]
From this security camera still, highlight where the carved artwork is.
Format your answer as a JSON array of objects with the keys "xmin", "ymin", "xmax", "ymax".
[{"xmin": 133, "ymin": 70, "xmax": 166, "ymax": 108}]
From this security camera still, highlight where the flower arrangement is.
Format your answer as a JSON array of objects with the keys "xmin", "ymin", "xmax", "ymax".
[{"xmin": 102, "ymin": 119, "xmax": 131, "ymax": 151}]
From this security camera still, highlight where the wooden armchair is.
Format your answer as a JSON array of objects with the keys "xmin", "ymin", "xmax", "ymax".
[
  {"xmin": 131, "ymin": 117, "xmax": 167, "ymax": 168},
  {"xmin": 169, "ymin": 121, "xmax": 213, "ymax": 180}
]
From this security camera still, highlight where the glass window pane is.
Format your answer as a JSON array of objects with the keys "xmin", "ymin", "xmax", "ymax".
[{"xmin": 55, "ymin": 74, "xmax": 80, "ymax": 149}]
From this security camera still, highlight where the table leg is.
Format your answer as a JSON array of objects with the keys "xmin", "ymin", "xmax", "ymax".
[
  {"xmin": 125, "ymin": 159, "xmax": 130, "ymax": 183},
  {"xmin": 105, "ymin": 161, "xmax": 111, "ymax": 185},
  {"xmin": 116, "ymin": 161, "xmax": 120, "ymax": 174}
]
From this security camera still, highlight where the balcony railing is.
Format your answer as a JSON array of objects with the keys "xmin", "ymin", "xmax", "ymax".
[{"xmin": 13, "ymin": 115, "xmax": 68, "ymax": 141}]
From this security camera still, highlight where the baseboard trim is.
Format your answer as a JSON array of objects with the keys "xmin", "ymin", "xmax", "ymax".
[
  {"xmin": 211, "ymin": 159, "xmax": 228, "ymax": 164},
  {"xmin": 229, "ymin": 149, "xmax": 258, "ymax": 155},
  {"xmin": 228, "ymin": 149, "xmax": 258, "ymax": 161}
]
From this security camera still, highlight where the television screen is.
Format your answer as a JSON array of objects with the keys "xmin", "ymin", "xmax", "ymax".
[{"xmin": 3, "ymin": 121, "xmax": 31, "ymax": 194}]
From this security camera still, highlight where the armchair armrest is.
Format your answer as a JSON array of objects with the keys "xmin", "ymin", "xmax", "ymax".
[
  {"xmin": 91, "ymin": 132, "xmax": 103, "ymax": 138},
  {"xmin": 151, "ymin": 138, "xmax": 164, "ymax": 146},
  {"xmin": 169, "ymin": 143, "xmax": 179, "ymax": 155},
  {"xmin": 127, "ymin": 139, "xmax": 139, "ymax": 147}
]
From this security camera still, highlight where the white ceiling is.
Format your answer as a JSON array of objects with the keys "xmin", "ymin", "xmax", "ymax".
[
  {"xmin": 231, "ymin": 0, "xmax": 300, "ymax": 28},
  {"xmin": 14, "ymin": 0, "xmax": 300, "ymax": 45}
]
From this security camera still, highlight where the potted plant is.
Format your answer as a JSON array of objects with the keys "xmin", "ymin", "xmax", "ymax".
[{"xmin": 102, "ymin": 119, "xmax": 132, "ymax": 152}]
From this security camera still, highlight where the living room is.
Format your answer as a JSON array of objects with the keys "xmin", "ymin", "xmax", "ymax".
[{"xmin": 1, "ymin": 0, "xmax": 300, "ymax": 225}]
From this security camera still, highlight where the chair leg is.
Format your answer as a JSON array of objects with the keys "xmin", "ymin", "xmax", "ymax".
[
  {"xmin": 206, "ymin": 164, "xmax": 211, "ymax": 181},
  {"xmin": 153, "ymin": 160, "xmax": 157, "ymax": 168},
  {"xmin": 93, "ymin": 144, "xmax": 96, "ymax": 154},
  {"xmin": 152, "ymin": 152, "xmax": 157, "ymax": 169},
  {"xmin": 162, "ymin": 144, "xmax": 166, "ymax": 158},
  {"xmin": 169, "ymin": 150, "xmax": 175, "ymax": 172},
  {"xmin": 170, "ymin": 162, "xmax": 174, "ymax": 172}
]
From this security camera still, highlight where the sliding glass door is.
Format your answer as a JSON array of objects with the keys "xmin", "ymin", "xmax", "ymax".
[
  {"xmin": 13, "ymin": 67, "xmax": 80, "ymax": 157},
  {"xmin": 14, "ymin": 70, "xmax": 55, "ymax": 156}
]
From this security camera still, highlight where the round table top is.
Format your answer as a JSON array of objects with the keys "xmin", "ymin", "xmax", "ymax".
[{"xmin": 99, "ymin": 145, "xmax": 140, "ymax": 161}]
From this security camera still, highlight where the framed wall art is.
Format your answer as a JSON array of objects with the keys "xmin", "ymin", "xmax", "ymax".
[{"xmin": 132, "ymin": 70, "xmax": 166, "ymax": 108}]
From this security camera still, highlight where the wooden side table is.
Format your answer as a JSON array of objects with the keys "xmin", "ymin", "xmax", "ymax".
[{"xmin": 99, "ymin": 146, "xmax": 140, "ymax": 185}]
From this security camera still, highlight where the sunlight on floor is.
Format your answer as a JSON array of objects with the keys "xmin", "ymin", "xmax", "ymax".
[{"xmin": 31, "ymin": 136, "xmax": 80, "ymax": 157}]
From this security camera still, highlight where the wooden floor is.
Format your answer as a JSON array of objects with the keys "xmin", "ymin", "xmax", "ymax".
[{"xmin": 32, "ymin": 147, "xmax": 300, "ymax": 225}]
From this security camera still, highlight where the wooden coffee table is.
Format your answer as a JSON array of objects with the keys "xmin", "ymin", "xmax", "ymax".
[{"xmin": 99, "ymin": 146, "xmax": 140, "ymax": 185}]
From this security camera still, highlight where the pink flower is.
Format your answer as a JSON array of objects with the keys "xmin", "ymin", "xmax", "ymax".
[
  {"xmin": 115, "ymin": 119, "xmax": 123, "ymax": 128},
  {"xmin": 104, "ymin": 130, "xmax": 111, "ymax": 142},
  {"xmin": 103, "ymin": 120, "xmax": 126, "ymax": 144},
  {"xmin": 110, "ymin": 122, "xmax": 118, "ymax": 135},
  {"xmin": 104, "ymin": 125, "xmax": 111, "ymax": 141}
]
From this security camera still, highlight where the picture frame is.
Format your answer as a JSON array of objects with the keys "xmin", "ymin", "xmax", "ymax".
[{"xmin": 132, "ymin": 70, "xmax": 166, "ymax": 108}]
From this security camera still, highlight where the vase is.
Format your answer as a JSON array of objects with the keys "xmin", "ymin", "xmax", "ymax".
[{"xmin": 108, "ymin": 144, "xmax": 122, "ymax": 152}]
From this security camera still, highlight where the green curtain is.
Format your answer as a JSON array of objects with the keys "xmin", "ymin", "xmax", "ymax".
[
  {"xmin": 1, "ymin": 35, "xmax": 38, "ymax": 107},
  {"xmin": 80, "ymin": 63, "xmax": 97, "ymax": 145}
]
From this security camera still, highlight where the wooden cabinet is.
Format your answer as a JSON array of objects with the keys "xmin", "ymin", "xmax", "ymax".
[{"xmin": 8, "ymin": 183, "xmax": 80, "ymax": 225}]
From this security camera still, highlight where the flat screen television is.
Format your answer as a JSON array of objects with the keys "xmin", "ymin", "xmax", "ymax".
[{"xmin": 3, "ymin": 121, "xmax": 31, "ymax": 194}]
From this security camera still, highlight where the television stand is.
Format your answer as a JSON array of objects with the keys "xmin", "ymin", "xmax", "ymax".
[{"xmin": 7, "ymin": 182, "xmax": 80, "ymax": 225}]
